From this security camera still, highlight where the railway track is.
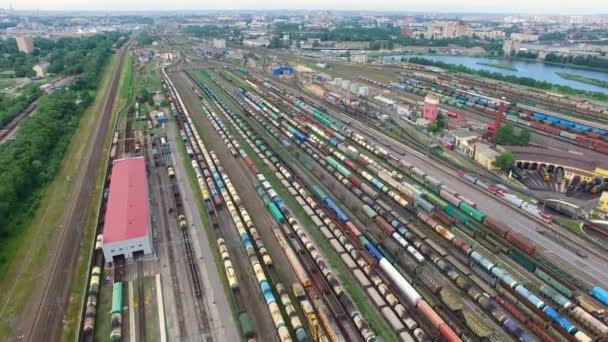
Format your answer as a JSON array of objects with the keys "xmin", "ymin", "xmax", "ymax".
[
  {"xmin": 136, "ymin": 256, "xmax": 146, "ymax": 342},
  {"xmin": 0, "ymin": 101, "xmax": 37, "ymax": 143},
  {"xmin": 355, "ymin": 75, "xmax": 608, "ymax": 159},
  {"xmin": 161, "ymin": 76, "xmax": 216, "ymax": 340},
  {"xmin": 288, "ymin": 76, "xmax": 608, "ymax": 285},
  {"xmin": 25, "ymin": 41, "xmax": 130, "ymax": 342},
  {"xmin": 154, "ymin": 169, "xmax": 188, "ymax": 338},
  {"xmin": 217, "ymin": 73, "xmax": 506, "ymax": 339}
]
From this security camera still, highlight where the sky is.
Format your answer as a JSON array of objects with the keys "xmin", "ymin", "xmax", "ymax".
[{"xmin": 11, "ymin": 0, "xmax": 608, "ymax": 14}]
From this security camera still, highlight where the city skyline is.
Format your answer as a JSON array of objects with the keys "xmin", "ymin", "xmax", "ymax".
[{"xmin": 8, "ymin": 0, "xmax": 608, "ymax": 14}]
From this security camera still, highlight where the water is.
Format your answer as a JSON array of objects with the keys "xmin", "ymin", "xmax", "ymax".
[{"xmin": 381, "ymin": 54, "xmax": 608, "ymax": 93}]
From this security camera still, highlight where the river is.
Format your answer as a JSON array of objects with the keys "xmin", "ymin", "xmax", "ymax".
[{"xmin": 381, "ymin": 54, "xmax": 608, "ymax": 93}]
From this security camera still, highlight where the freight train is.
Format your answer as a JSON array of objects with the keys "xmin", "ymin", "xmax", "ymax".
[
  {"xmin": 385, "ymin": 77, "xmax": 608, "ymax": 154},
  {"xmin": 193, "ymin": 70, "xmax": 421, "ymax": 341},
  {"xmin": 110, "ymin": 282, "xmax": 123, "ymax": 341},
  {"xmin": 457, "ymin": 172, "xmax": 551, "ymax": 222},
  {"xmin": 223, "ymin": 72, "xmax": 541, "ymax": 340},
  {"xmin": 212, "ymin": 68, "xmax": 608, "ymax": 341}
]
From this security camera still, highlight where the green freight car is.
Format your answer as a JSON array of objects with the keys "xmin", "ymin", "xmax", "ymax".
[
  {"xmin": 111, "ymin": 282, "xmax": 123, "ymax": 314},
  {"xmin": 267, "ymin": 202, "xmax": 285, "ymax": 222},
  {"xmin": 238, "ymin": 312, "xmax": 255, "ymax": 338},
  {"xmin": 458, "ymin": 202, "xmax": 486, "ymax": 222},
  {"xmin": 424, "ymin": 192, "xmax": 448, "ymax": 210},
  {"xmin": 445, "ymin": 205, "xmax": 470, "ymax": 225}
]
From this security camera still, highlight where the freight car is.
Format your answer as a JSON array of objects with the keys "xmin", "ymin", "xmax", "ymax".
[{"xmin": 110, "ymin": 282, "xmax": 123, "ymax": 341}]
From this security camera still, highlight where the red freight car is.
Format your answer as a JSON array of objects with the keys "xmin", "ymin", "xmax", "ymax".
[
  {"xmin": 529, "ymin": 121, "xmax": 545, "ymax": 130},
  {"xmin": 543, "ymin": 125, "xmax": 562, "ymax": 135},
  {"xmin": 505, "ymin": 231, "xmax": 535, "ymax": 255},
  {"xmin": 484, "ymin": 216, "xmax": 510, "ymax": 237}
]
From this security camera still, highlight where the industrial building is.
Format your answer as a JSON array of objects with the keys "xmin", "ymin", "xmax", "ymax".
[
  {"xmin": 212, "ymin": 38, "xmax": 226, "ymax": 49},
  {"xmin": 423, "ymin": 94, "xmax": 439, "ymax": 122},
  {"xmin": 16, "ymin": 36, "xmax": 34, "ymax": 53},
  {"xmin": 102, "ymin": 157, "xmax": 152, "ymax": 262},
  {"xmin": 271, "ymin": 66, "xmax": 294, "ymax": 76}
]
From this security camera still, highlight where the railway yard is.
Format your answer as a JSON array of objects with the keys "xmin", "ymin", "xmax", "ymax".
[{"xmin": 54, "ymin": 36, "xmax": 608, "ymax": 342}]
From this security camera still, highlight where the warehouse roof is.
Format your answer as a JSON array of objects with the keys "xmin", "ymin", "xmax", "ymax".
[
  {"xmin": 506, "ymin": 146, "xmax": 608, "ymax": 172},
  {"xmin": 103, "ymin": 157, "xmax": 149, "ymax": 243}
]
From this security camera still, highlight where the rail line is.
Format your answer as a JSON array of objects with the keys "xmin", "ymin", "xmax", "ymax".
[
  {"xmin": 0, "ymin": 101, "xmax": 38, "ymax": 143},
  {"xmin": 136, "ymin": 255, "xmax": 146, "ymax": 342},
  {"xmin": 26, "ymin": 41, "xmax": 130, "ymax": 342},
  {"xmin": 258, "ymin": 69, "xmax": 608, "ymax": 275},
  {"xmin": 185, "ymin": 69, "xmax": 369, "ymax": 338},
  {"xmin": 164, "ymin": 80, "xmax": 216, "ymax": 340}
]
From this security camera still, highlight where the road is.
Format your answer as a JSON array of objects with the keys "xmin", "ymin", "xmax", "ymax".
[{"xmin": 23, "ymin": 42, "xmax": 130, "ymax": 341}]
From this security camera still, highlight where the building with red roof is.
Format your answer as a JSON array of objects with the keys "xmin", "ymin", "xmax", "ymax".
[{"xmin": 102, "ymin": 157, "xmax": 152, "ymax": 261}]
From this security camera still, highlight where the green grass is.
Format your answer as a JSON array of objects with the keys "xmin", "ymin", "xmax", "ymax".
[
  {"xmin": 0, "ymin": 54, "xmax": 121, "ymax": 339},
  {"xmin": 556, "ymin": 72, "xmax": 608, "ymax": 89},
  {"xmin": 0, "ymin": 78, "xmax": 15, "ymax": 89},
  {"xmin": 63, "ymin": 49, "xmax": 135, "ymax": 340},
  {"xmin": 553, "ymin": 217, "xmax": 585, "ymax": 236},
  {"xmin": 197, "ymin": 72, "xmax": 395, "ymax": 341},
  {"xmin": 120, "ymin": 53, "xmax": 134, "ymax": 98}
]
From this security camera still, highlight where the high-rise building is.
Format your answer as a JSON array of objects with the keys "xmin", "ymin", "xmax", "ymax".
[
  {"xmin": 442, "ymin": 22, "xmax": 457, "ymax": 38},
  {"xmin": 212, "ymin": 38, "xmax": 226, "ymax": 49},
  {"xmin": 502, "ymin": 39, "xmax": 521, "ymax": 56},
  {"xmin": 442, "ymin": 22, "xmax": 467, "ymax": 39},
  {"xmin": 16, "ymin": 36, "xmax": 34, "ymax": 53},
  {"xmin": 426, "ymin": 24, "xmax": 438, "ymax": 39},
  {"xmin": 423, "ymin": 94, "xmax": 439, "ymax": 122},
  {"xmin": 455, "ymin": 22, "xmax": 468, "ymax": 37}
]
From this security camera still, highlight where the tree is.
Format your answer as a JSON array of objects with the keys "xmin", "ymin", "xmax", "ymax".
[
  {"xmin": 496, "ymin": 123, "xmax": 531, "ymax": 146},
  {"xmin": 496, "ymin": 124, "xmax": 517, "ymax": 145},
  {"xmin": 427, "ymin": 122, "xmax": 439, "ymax": 133},
  {"xmin": 519, "ymin": 128, "xmax": 531, "ymax": 145},
  {"xmin": 494, "ymin": 151, "xmax": 515, "ymax": 171},
  {"xmin": 436, "ymin": 113, "xmax": 446, "ymax": 130}
]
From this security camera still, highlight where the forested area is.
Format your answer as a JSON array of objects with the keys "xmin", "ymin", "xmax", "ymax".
[
  {"xmin": 0, "ymin": 32, "xmax": 122, "ymax": 265},
  {"xmin": 0, "ymin": 85, "xmax": 42, "ymax": 129},
  {"xmin": 408, "ymin": 57, "xmax": 608, "ymax": 101},
  {"xmin": 544, "ymin": 53, "xmax": 608, "ymax": 71},
  {"xmin": 0, "ymin": 33, "xmax": 123, "ymax": 77}
]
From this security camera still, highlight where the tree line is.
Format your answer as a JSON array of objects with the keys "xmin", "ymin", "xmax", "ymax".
[
  {"xmin": 0, "ymin": 32, "xmax": 121, "ymax": 266},
  {"xmin": 544, "ymin": 53, "xmax": 608, "ymax": 71},
  {"xmin": 0, "ymin": 84, "xmax": 42, "ymax": 129}
]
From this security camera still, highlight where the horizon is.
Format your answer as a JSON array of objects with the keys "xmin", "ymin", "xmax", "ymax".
[{"xmin": 7, "ymin": 0, "xmax": 608, "ymax": 16}]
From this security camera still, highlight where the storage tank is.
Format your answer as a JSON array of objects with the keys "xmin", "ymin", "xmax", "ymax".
[
  {"xmin": 349, "ymin": 82, "xmax": 359, "ymax": 94},
  {"xmin": 359, "ymin": 86, "xmax": 369, "ymax": 97},
  {"xmin": 341, "ymin": 79, "xmax": 351, "ymax": 90},
  {"xmin": 333, "ymin": 77, "xmax": 343, "ymax": 86}
]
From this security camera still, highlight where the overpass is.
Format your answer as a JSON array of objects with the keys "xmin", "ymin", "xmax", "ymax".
[{"xmin": 506, "ymin": 146, "xmax": 608, "ymax": 182}]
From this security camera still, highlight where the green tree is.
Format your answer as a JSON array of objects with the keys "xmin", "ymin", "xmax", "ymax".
[
  {"xmin": 519, "ymin": 128, "xmax": 531, "ymax": 145},
  {"xmin": 496, "ymin": 124, "xmax": 517, "ymax": 145},
  {"xmin": 427, "ymin": 122, "xmax": 439, "ymax": 133},
  {"xmin": 496, "ymin": 123, "xmax": 531, "ymax": 146},
  {"xmin": 436, "ymin": 113, "xmax": 446, "ymax": 130},
  {"xmin": 494, "ymin": 151, "xmax": 515, "ymax": 171}
]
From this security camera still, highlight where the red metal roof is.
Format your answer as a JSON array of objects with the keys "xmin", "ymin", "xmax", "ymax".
[{"xmin": 103, "ymin": 157, "xmax": 149, "ymax": 243}]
